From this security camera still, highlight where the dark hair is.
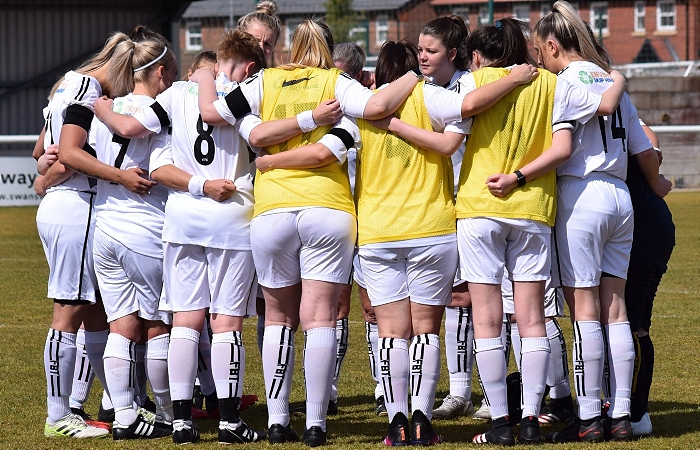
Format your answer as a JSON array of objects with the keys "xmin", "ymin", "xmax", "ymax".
[
  {"xmin": 420, "ymin": 15, "xmax": 470, "ymax": 71},
  {"xmin": 466, "ymin": 18, "xmax": 534, "ymax": 68},
  {"xmin": 374, "ymin": 40, "xmax": 419, "ymax": 87}
]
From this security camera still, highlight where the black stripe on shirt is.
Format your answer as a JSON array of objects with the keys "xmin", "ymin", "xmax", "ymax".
[
  {"xmin": 225, "ymin": 87, "xmax": 252, "ymax": 120},
  {"xmin": 328, "ymin": 127, "xmax": 354, "ymax": 150},
  {"xmin": 64, "ymin": 104, "xmax": 94, "ymax": 132},
  {"xmin": 149, "ymin": 101, "xmax": 171, "ymax": 129}
]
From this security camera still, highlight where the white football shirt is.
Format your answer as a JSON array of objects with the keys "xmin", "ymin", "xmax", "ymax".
[
  {"xmin": 44, "ymin": 70, "xmax": 102, "ymax": 193},
  {"xmin": 135, "ymin": 74, "xmax": 255, "ymax": 250},
  {"xmin": 93, "ymin": 93, "xmax": 168, "ymax": 258}
]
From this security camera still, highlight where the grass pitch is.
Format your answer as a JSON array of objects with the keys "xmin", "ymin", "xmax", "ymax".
[{"xmin": 0, "ymin": 191, "xmax": 698, "ymax": 449}]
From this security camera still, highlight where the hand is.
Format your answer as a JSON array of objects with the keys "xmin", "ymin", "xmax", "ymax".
[
  {"xmin": 255, "ymin": 153, "xmax": 274, "ymax": 173},
  {"xmin": 44, "ymin": 144, "xmax": 59, "ymax": 166},
  {"xmin": 94, "ymin": 96, "xmax": 114, "ymax": 121},
  {"xmin": 312, "ymin": 99, "xmax": 343, "ymax": 127},
  {"xmin": 509, "ymin": 64, "xmax": 539, "ymax": 85},
  {"xmin": 486, "ymin": 173, "xmax": 518, "ymax": 197},
  {"xmin": 117, "ymin": 167, "xmax": 157, "ymax": 195},
  {"xmin": 653, "ymin": 174, "xmax": 673, "ymax": 198},
  {"xmin": 34, "ymin": 175, "xmax": 47, "ymax": 197},
  {"xmin": 203, "ymin": 178, "xmax": 236, "ymax": 202},
  {"xmin": 359, "ymin": 70, "xmax": 375, "ymax": 89},
  {"xmin": 367, "ymin": 115, "xmax": 393, "ymax": 131},
  {"xmin": 189, "ymin": 67, "xmax": 216, "ymax": 83}
]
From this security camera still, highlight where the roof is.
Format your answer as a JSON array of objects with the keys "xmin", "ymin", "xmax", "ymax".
[{"xmin": 183, "ymin": 0, "xmax": 413, "ymax": 18}]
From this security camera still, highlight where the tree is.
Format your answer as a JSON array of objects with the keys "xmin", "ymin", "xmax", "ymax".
[{"xmin": 325, "ymin": 0, "xmax": 355, "ymax": 44}]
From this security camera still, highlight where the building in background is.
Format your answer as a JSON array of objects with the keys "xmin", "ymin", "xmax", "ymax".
[
  {"xmin": 179, "ymin": 0, "xmax": 437, "ymax": 72},
  {"xmin": 181, "ymin": 0, "xmax": 699, "ymax": 71}
]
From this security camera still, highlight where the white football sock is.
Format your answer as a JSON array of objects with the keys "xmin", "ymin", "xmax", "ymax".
[
  {"xmin": 146, "ymin": 333, "xmax": 172, "ymax": 423},
  {"xmin": 263, "ymin": 325, "xmax": 295, "ymax": 427},
  {"xmin": 474, "ymin": 337, "xmax": 508, "ymax": 420},
  {"xmin": 69, "ymin": 328, "xmax": 94, "ymax": 409},
  {"xmin": 445, "ymin": 307, "xmax": 474, "ymax": 400},
  {"xmin": 84, "ymin": 329, "xmax": 109, "ymax": 396},
  {"xmin": 45, "ymin": 329, "xmax": 77, "ymax": 423},
  {"xmin": 331, "ymin": 318, "xmax": 349, "ymax": 402},
  {"xmin": 103, "ymin": 333, "xmax": 137, "ymax": 426},
  {"xmin": 546, "ymin": 319, "xmax": 570, "ymax": 399},
  {"xmin": 520, "ymin": 337, "xmax": 550, "ymax": 417},
  {"xmin": 304, "ymin": 327, "xmax": 336, "ymax": 431},
  {"xmin": 211, "ymin": 331, "xmax": 245, "ymax": 399},
  {"xmin": 573, "ymin": 321, "xmax": 604, "ymax": 420},
  {"xmin": 379, "ymin": 337, "xmax": 409, "ymax": 422},
  {"xmin": 168, "ymin": 327, "xmax": 200, "ymax": 402},
  {"xmin": 410, "ymin": 334, "xmax": 441, "ymax": 419},
  {"xmin": 605, "ymin": 322, "xmax": 635, "ymax": 419}
]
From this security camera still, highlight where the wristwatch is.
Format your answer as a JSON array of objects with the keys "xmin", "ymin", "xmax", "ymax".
[
  {"xmin": 409, "ymin": 68, "xmax": 424, "ymax": 81},
  {"xmin": 514, "ymin": 170, "xmax": 526, "ymax": 187}
]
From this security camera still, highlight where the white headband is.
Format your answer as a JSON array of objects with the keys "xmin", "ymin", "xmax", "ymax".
[{"xmin": 133, "ymin": 47, "xmax": 168, "ymax": 73}]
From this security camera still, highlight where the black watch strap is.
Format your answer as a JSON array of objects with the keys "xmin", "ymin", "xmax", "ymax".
[{"xmin": 514, "ymin": 170, "xmax": 526, "ymax": 187}]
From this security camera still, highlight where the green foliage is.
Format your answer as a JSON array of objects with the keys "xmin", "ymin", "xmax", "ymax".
[
  {"xmin": 325, "ymin": 0, "xmax": 355, "ymax": 46},
  {"xmin": 1, "ymin": 192, "xmax": 699, "ymax": 448}
]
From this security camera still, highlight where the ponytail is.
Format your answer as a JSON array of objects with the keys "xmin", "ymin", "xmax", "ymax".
[
  {"xmin": 534, "ymin": 0, "xmax": 611, "ymax": 72},
  {"xmin": 108, "ymin": 40, "xmax": 174, "ymax": 97},
  {"xmin": 467, "ymin": 18, "xmax": 534, "ymax": 68}
]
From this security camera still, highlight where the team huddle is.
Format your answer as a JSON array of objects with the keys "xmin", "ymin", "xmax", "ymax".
[{"xmin": 33, "ymin": 0, "xmax": 675, "ymax": 446}]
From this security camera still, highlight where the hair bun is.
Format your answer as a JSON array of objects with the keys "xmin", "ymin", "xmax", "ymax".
[{"xmin": 256, "ymin": 0, "xmax": 278, "ymax": 16}]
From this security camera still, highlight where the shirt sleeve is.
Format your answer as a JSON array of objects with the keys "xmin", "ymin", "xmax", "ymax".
[
  {"xmin": 69, "ymin": 78, "xmax": 102, "ymax": 112},
  {"xmin": 134, "ymin": 88, "xmax": 173, "ymax": 134},
  {"xmin": 149, "ymin": 134, "xmax": 174, "ymax": 174},
  {"xmin": 316, "ymin": 116, "xmax": 360, "ymax": 164},
  {"xmin": 213, "ymin": 72, "xmax": 263, "ymax": 126},
  {"xmin": 335, "ymin": 73, "xmax": 374, "ymax": 118},
  {"xmin": 423, "ymin": 83, "xmax": 467, "ymax": 131},
  {"xmin": 553, "ymin": 77, "xmax": 601, "ymax": 126},
  {"xmin": 235, "ymin": 114, "xmax": 262, "ymax": 151}
]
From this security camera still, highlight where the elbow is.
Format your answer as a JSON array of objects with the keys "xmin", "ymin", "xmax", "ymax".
[
  {"xmin": 248, "ymin": 128, "xmax": 264, "ymax": 148},
  {"xmin": 363, "ymin": 101, "xmax": 389, "ymax": 121},
  {"xmin": 200, "ymin": 107, "xmax": 219, "ymax": 126}
]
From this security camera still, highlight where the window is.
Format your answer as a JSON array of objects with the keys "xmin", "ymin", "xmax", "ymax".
[
  {"xmin": 478, "ymin": 6, "xmax": 489, "ymax": 25},
  {"xmin": 657, "ymin": 0, "xmax": 676, "ymax": 31},
  {"xmin": 285, "ymin": 18, "xmax": 302, "ymax": 48},
  {"xmin": 185, "ymin": 21, "xmax": 202, "ymax": 51},
  {"xmin": 635, "ymin": 1, "xmax": 646, "ymax": 31},
  {"xmin": 349, "ymin": 24, "xmax": 368, "ymax": 48},
  {"xmin": 376, "ymin": 15, "xmax": 389, "ymax": 45},
  {"xmin": 513, "ymin": 4, "xmax": 530, "ymax": 23},
  {"xmin": 589, "ymin": 2, "xmax": 609, "ymax": 35}
]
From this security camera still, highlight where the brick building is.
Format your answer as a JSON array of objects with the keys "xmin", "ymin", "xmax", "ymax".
[
  {"xmin": 431, "ymin": 0, "xmax": 700, "ymax": 64},
  {"xmin": 180, "ymin": 0, "xmax": 699, "ymax": 72}
]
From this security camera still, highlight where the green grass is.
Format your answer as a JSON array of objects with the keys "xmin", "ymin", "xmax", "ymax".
[{"xmin": 1, "ymin": 192, "xmax": 699, "ymax": 449}]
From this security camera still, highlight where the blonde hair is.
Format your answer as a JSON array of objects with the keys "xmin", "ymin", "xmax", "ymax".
[
  {"xmin": 534, "ymin": 0, "xmax": 611, "ymax": 72},
  {"xmin": 108, "ymin": 39, "xmax": 176, "ymax": 97},
  {"xmin": 238, "ymin": 0, "xmax": 281, "ymax": 45},
  {"xmin": 279, "ymin": 19, "xmax": 334, "ymax": 70},
  {"xmin": 49, "ymin": 32, "xmax": 130, "ymax": 99}
]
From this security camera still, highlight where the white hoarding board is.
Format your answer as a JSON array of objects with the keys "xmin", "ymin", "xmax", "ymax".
[{"xmin": 0, "ymin": 157, "xmax": 42, "ymax": 206}]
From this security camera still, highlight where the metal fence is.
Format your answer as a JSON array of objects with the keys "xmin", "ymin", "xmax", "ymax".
[{"xmin": 4, "ymin": 127, "xmax": 699, "ymax": 188}]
